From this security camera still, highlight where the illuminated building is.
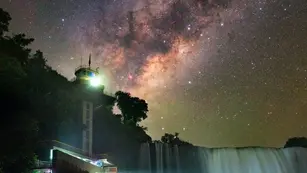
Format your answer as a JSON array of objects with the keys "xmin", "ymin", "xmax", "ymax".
[{"xmin": 34, "ymin": 54, "xmax": 117, "ymax": 172}]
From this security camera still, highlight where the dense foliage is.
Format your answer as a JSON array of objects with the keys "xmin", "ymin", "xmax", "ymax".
[
  {"xmin": 115, "ymin": 91, "xmax": 148, "ymax": 126},
  {"xmin": 284, "ymin": 137, "xmax": 307, "ymax": 148},
  {"xmin": 160, "ymin": 132, "xmax": 192, "ymax": 146}
]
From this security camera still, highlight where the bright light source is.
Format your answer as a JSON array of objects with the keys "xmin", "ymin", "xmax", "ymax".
[
  {"xmin": 89, "ymin": 76, "xmax": 101, "ymax": 87},
  {"xmin": 50, "ymin": 149, "xmax": 53, "ymax": 160}
]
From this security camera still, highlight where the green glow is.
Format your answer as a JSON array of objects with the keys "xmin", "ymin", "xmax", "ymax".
[{"xmin": 89, "ymin": 76, "xmax": 102, "ymax": 87}]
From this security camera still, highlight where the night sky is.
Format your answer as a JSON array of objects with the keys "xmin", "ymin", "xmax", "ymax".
[{"xmin": 1, "ymin": 0, "xmax": 307, "ymax": 147}]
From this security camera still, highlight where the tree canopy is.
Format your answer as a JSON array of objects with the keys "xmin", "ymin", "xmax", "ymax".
[
  {"xmin": 0, "ymin": 9, "xmax": 39, "ymax": 173},
  {"xmin": 0, "ymin": 8, "xmax": 11, "ymax": 36},
  {"xmin": 160, "ymin": 132, "xmax": 193, "ymax": 146},
  {"xmin": 284, "ymin": 137, "xmax": 307, "ymax": 148},
  {"xmin": 115, "ymin": 91, "xmax": 148, "ymax": 126}
]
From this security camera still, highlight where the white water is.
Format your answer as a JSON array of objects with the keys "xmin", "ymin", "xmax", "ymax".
[{"xmin": 138, "ymin": 143, "xmax": 307, "ymax": 173}]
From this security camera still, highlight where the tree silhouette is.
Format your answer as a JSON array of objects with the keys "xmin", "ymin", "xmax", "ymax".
[
  {"xmin": 0, "ymin": 8, "xmax": 11, "ymax": 36},
  {"xmin": 0, "ymin": 33, "xmax": 34, "ymax": 64},
  {"xmin": 0, "ymin": 9, "xmax": 39, "ymax": 173},
  {"xmin": 114, "ymin": 91, "xmax": 148, "ymax": 126},
  {"xmin": 160, "ymin": 132, "xmax": 192, "ymax": 146},
  {"xmin": 284, "ymin": 137, "xmax": 307, "ymax": 148},
  {"xmin": 0, "ymin": 9, "xmax": 70, "ymax": 172}
]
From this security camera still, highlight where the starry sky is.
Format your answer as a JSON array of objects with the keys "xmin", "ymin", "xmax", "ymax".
[{"xmin": 1, "ymin": 0, "xmax": 307, "ymax": 147}]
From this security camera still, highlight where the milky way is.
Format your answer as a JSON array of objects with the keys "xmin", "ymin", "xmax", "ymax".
[
  {"xmin": 71, "ymin": 0, "xmax": 250, "ymax": 142},
  {"xmin": 73, "ymin": 0, "xmax": 245, "ymax": 120},
  {"xmin": 2, "ymin": 0, "xmax": 307, "ymax": 147}
]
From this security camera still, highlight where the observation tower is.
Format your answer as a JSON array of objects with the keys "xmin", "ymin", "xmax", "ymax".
[{"xmin": 74, "ymin": 54, "xmax": 104, "ymax": 156}]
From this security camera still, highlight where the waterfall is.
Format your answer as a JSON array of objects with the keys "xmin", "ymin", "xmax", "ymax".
[{"xmin": 138, "ymin": 143, "xmax": 307, "ymax": 173}]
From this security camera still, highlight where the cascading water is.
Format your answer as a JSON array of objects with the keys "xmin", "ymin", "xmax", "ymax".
[
  {"xmin": 206, "ymin": 148, "xmax": 307, "ymax": 173},
  {"xmin": 138, "ymin": 143, "xmax": 307, "ymax": 173}
]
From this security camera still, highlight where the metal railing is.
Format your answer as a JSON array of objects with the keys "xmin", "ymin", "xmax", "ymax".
[
  {"xmin": 50, "ymin": 140, "xmax": 111, "ymax": 160},
  {"xmin": 51, "ymin": 140, "xmax": 89, "ymax": 156},
  {"xmin": 75, "ymin": 65, "xmax": 90, "ymax": 72}
]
